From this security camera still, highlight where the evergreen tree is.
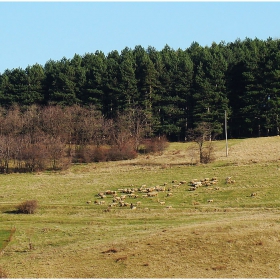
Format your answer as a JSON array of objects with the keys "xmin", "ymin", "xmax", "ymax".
[
  {"xmin": 25, "ymin": 64, "xmax": 45, "ymax": 105},
  {"xmin": 81, "ymin": 51, "xmax": 107, "ymax": 109},
  {"xmin": 119, "ymin": 47, "xmax": 138, "ymax": 111},
  {"xmin": 44, "ymin": 58, "xmax": 81, "ymax": 106},
  {"xmin": 103, "ymin": 50, "xmax": 122, "ymax": 118}
]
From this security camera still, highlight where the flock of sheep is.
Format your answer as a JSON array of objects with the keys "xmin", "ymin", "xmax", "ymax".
[
  {"xmin": 86, "ymin": 175, "xmax": 259, "ymax": 210},
  {"xmin": 88, "ymin": 177, "xmax": 221, "ymax": 210},
  {"xmin": 87, "ymin": 180, "xmax": 189, "ymax": 210}
]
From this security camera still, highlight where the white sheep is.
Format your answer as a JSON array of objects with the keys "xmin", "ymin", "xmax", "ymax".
[
  {"xmin": 251, "ymin": 192, "xmax": 257, "ymax": 197},
  {"xmin": 147, "ymin": 192, "xmax": 158, "ymax": 197},
  {"xmin": 130, "ymin": 203, "xmax": 136, "ymax": 210}
]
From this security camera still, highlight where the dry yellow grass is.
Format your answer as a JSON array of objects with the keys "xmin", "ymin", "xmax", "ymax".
[
  {"xmin": 1, "ymin": 136, "xmax": 280, "ymax": 278},
  {"xmin": 3, "ymin": 210, "xmax": 280, "ymax": 278}
]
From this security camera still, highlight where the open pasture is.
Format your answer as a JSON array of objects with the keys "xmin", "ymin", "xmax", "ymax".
[{"xmin": 1, "ymin": 136, "xmax": 280, "ymax": 278}]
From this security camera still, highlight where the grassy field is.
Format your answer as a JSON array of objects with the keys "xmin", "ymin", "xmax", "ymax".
[{"xmin": 1, "ymin": 136, "xmax": 280, "ymax": 278}]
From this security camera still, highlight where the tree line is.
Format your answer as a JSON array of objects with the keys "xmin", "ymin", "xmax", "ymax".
[
  {"xmin": 0, "ymin": 104, "xmax": 168, "ymax": 173},
  {"xmin": 1, "ymin": 37, "xmax": 280, "ymax": 140}
]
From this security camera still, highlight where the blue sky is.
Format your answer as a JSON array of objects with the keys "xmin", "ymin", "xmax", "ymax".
[{"xmin": 1, "ymin": 1, "xmax": 280, "ymax": 74}]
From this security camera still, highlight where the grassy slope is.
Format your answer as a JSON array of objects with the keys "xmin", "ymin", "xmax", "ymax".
[{"xmin": 1, "ymin": 136, "xmax": 280, "ymax": 278}]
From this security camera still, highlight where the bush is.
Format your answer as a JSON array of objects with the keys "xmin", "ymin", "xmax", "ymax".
[
  {"xmin": 17, "ymin": 200, "xmax": 38, "ymax": 214},
  {"xmin": 107, "ymin": 145, "xmax": 137, "ymax": 161},
  {"xmin": 72, "ymin": 145, "xmax": 110, "ymax": 163},
  {"xmin": 139, "ymin": 136, "xmax": 169, "ymax": 154},
  {"xmin": 200, "ymin": 143, "xmax": 216, "ymax": 164},
  {"xmin": 92, "ymin": 146, "xmax": 109, "ymax": 162}
]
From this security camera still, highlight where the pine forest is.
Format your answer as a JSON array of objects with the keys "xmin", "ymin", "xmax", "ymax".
[{"xmin": 0, "ymin": 37, "xmax": 280, "ymax": 172}]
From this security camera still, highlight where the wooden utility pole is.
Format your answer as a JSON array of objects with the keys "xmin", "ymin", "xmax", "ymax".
[{"xmin": 225, "ymin": 110, "xmax": 228, "ymax": 157}]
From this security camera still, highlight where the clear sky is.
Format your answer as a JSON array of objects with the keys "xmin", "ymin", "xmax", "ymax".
[{"xmin": 1, "ymin": 1, "xmax": 280, "ymax": 74}]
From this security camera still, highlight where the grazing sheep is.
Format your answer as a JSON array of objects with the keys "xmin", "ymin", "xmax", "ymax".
[
  {"xmin": 166, "ymin": 206, "xmax": 173, "ymax": 209},
  {"xmin": 190, "ymin": 180, "xmax": 202, "ymax": 187},
  {"xmin": 167, "ymin": 192, "xmax": 173, "ymax": 197},
  {"xmin": 142, "ymin": 194, "xmax": 148, "ymax": 198},
  {"xmin": 109, "ymin": 203, "xmax": 117, "ymax": 207},
  {"xmin": 196, "ymin": 181, "xmax": 203, "ymax": 187},
  {"xmin": 155, "ymin": 185, "xmax": 166, "ymax": 192},
  {"xmin": 100, "ymin": 201, "xmax": 105, "ymax": 205},
  {"xmin": 140, "ymin": 189, "xmax": 149, "ymax": 193},
  {"xmin": 189, "ymin": 187, "xmax": 196, "ymax": 191},
  {"xmin": 147, "ymin": 192, "xmax": 158, "ymax": 197},
  {"xmin": 136, "ymin": 201, "xmax": 141, "ymax": 206},
  {"xmin": 180, "ymin": 181, "xmax": 187, "ymax": 184},
  {"xmin": 207, "ymin": 199, "xmax": 214, "ymax": 203},
  {"xmin": 86, "ymin": 201, "xmax": 92, "ymax": 204},
  {"xmin": 251, "ymin": 192, "xmax": 257, "ymax": 197},
  {"xmin": 130, "ymin": 203, "xmax": 137, "ymax": 210},
  {"xmin": 226, "ymin": 177, "xmax": 235, "ymax": 184},
  {"xmin": 159, "ymin": 201, "xmax": 165, "ymax": 205}
]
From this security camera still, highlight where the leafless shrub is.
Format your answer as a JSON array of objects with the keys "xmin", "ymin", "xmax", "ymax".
[
  {"xmin": 17, "ymin": 200, "xmax": 38, "ymax": 214},
  {"xmin": 200, "ymin": 141, "xmax": 216, "ymax": 164},
  {"xmin": 139, "ymin": 136, "xmax": 169, "ymax": 154},
  {"xmin": 187, "ymin": 122, "xmax": 217, "ymax": 164},
  {"xmin": 107, "ymin": 144, "xmax": 137, "ymax": 161},
  {"xmin": 92, "ymin": 146, "xmax": 109, "ymax": 162}
]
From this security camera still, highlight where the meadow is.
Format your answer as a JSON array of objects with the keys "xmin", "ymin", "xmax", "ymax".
[{"xmin": 1, "ymin": 136, "xmax": 280, "ymax": 278}]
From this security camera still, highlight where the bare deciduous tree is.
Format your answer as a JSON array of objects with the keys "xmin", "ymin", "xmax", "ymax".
[{"xmin": 187, "ymin": 122, "xmax": 217, "ymax": 164}]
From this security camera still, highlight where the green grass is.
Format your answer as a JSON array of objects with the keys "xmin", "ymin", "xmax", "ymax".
[
  {"xmin": 0, "ymin": 230, "xmax": 11, "ymax": 250},
  {"xmin": 1, "ymin": 137, "xmax": 280, "ymax": 277}
]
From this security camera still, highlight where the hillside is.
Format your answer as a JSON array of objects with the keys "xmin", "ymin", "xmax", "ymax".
[{"xmin": 1, "ymin": 136, "xmax": 280, "ymax": 278}]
